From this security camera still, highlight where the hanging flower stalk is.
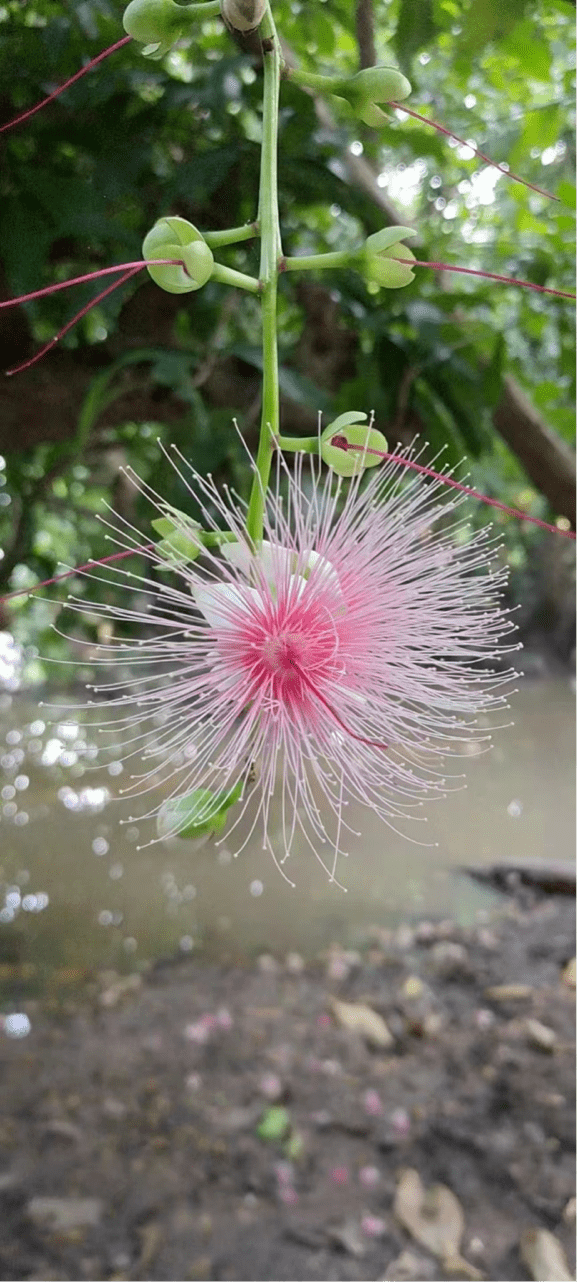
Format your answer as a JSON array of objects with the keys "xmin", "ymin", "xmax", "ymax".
[{"xmin": 1, "ymin": 2, "xmax": 573, "ymax": 879}]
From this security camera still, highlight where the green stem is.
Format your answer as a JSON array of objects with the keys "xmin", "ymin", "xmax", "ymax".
[
  {"xmin": 285, "ymin": 67, "xmax": 344, "ymax": 95},
  {"xmin": 203, "ymin": 222, "xmax": 258, "ymax": 249},
  {"xmin": 183, "ymin": 0, "xmax": 222, "ymax": 16},
  {"xmin": 246, "ymin": 4, "xmax": 282, "ymax": 546},
  {"xmin": 277, "ymin": 434, "xmax": 318, "ymax": 453},
  {"xmin": 282, "ymin": 251, "xmax": 354, "ymax": 273},
  {"xmin": 210, "ymin": 263, "xmax": 261, "ymax": 293}
]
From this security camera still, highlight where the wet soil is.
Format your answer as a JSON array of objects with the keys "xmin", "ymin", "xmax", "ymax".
[{"xmin": 0, "ymin": 892, "xmax": 574, "ymax": 1282}]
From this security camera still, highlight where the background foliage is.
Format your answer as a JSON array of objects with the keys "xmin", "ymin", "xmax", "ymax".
[{"xmin": 0, "ymin": 0, "xmax": 574, "ymax": 680}]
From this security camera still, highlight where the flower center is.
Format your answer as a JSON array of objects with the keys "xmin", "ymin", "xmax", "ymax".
[{"xmin": 262, "ymin": 632, "xmax": 305, "ymax": 678}]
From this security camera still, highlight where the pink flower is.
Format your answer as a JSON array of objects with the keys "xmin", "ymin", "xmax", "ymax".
[{"xmin": 70, "ymin": 443, "xmax": 517, "ymax": 883}]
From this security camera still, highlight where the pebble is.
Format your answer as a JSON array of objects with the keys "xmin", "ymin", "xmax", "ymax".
[
  {"xmin": 27, "ymin": 1197, "xmax": 104, "ymax": 1232},
  {"xmin": 429, "ymin": 941, "xmax": 471, "ymax": 979},
  {"xmin": 328, "ymin": 1217, "xmax": 365, "ymax": 1257}
]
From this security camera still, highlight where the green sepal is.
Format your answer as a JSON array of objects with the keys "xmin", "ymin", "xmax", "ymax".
[
  {"xmin": 362, "ymin": 226, "xmax": 417, "ymax": 290},
  {"xmin": 151, "ymin": 507, "xmax": 203, "ymax": 566},
  {"xmin": 157, "ymin": 779, "xmax": 244, "ymax": 840},
  {"xmin": 321, "ymin": 414, "xmax": 389, "ymax": 477},
  {"xmin": 348, "ymin": 65, "xmax": 412, "ymax": 106},
  {"xmin": 142, "ymin": 216, "xmax": 214, "ymax": 294},
  {"xmin": 123, "ymin": 0, "xmax": 186, "ymax": 57}
]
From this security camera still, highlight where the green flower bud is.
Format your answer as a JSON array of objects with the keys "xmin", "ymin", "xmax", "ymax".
[
  {"xmin": 142, "ymin": 216, "xmax": 214, "ymax": 294},
  {"xmin": 320, "ymin": 412, "xmax": 388, "ymax": 477},
  {"xmin": 151, "ymin": 505, "xmax": 203, "ymax": 567},
  {"xmin": 123, "ymin": 0, "xmax": 186, "ymax": 57},
  {"xmin": 362, "ymin": 225, "xmax": 416, "ymax": 290},
  {"xmin": 157, "ymin": 780, "xmax": 243, "ymax": 840},
  {"xmin": 348, "ymin": 65, "xmax": 412, "ymax": 107},
  {"xmin": 358, "ymin": 102, "xmax": 388, "ymax": 128}
]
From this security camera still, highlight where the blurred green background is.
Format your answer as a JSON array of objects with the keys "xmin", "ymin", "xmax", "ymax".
[{"xmin": 0, "ymin": 0, "xmax": 574, "ymax": 682}]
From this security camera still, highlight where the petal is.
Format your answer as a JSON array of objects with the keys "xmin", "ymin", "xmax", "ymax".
[{"xmin": 193, "ymin": 582, "xmax": 260, "ymax": 630}]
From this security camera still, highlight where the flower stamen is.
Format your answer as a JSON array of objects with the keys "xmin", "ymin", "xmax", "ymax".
[{"xmin": 290, "ymin": 659, "xmax": 388, "ymax": 752}]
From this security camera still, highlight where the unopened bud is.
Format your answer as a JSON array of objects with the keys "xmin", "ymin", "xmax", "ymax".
[
  {"xmin": 348, "ymin": 65, "xmax": 411, "ymax": 106},
  {"xmin": 220, "ymin": 0, "xmax": 266, "ymax": 33},
  {"xmin": 320, "ymin": 413, "xmax": 388, "ymax": 477},
  {"xmin": 142, "ymin": 216, "xmax": 214, "ymax": 294},
  {"xmin": 363, "ymin": 225, "xmax": 416, "ymax": 289},
  {"xmin": 123, "ymin": 0, "xmax": 186, "ymax": 57}
]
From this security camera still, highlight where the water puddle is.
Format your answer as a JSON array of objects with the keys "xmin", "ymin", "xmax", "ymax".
[{"xmin": 0, "ymin": 678, "xmax": 574, "ymax": 981}]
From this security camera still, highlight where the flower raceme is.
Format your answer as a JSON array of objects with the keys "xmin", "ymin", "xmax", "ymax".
[{"xmin": 50, "ymin": 443, "xmax": 521, "ymax": 886}]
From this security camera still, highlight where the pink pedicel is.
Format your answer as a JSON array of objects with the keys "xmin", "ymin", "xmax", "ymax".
[
  {"xmin": 329, "ymin": 438, "xmax": 575, "ymax": 541},
  {"xmin": 0, "ymin": 37, "xmax": 132, "ymax": 135},
  {"xmin": 388, "ymin": 101, "xmax": 559, "ymax": 203}
]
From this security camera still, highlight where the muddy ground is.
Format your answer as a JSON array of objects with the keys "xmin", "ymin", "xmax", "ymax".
[{"xmin": 0, "ymin": 890, "xmax": 574, "ymax": 1282}]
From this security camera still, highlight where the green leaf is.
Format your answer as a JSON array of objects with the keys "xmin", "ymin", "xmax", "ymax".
[
  {"xmin": 157, "ymin": 779, "xmax": 243, "ymax": 839},
  {"xmin": 482, "ymin": 333, "xmax": 506, "ymax": 409},
  {"xmin": 557, "ymin": 181, "xmax": 576, "ymax": 210},
  {"xmin": 257, "ymin": 1107, "xmax": 290, "ymax": 1142},
  {"xmin": 459, "ymin": 0, "xmax": 529, "ymax": 55},
  {"xmin": 393, "ymin": 0, "xmax": 437, "ymax": 72}
]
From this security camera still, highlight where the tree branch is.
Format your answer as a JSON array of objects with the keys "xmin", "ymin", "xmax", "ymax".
[
  {"xmin": 355, "ymin": 0, "xmax": 376, "ymax": 69},
  {"xmin": 493, "ymin": 375, "xmax": 575, "ymax": 526}
]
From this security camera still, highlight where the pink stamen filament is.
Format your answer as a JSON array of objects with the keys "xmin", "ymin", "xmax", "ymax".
[
  {"xmin": 0, "ymin": 545, "xmax": 156, "ymax": 603},
  {"xmin": 388, "ymin": 101, "xmax": 559, "ymax": 203},
  {"xmin": 0, "ymin": 37, "xmax": 132, "ymax": 135},
  {"xmin": 330, "ymin": 437, "xmax": 576, "ymax": 540},
  {"xmin": 291, "ymin": 660, "xmax": 388, "ymax": 751},
  {"xmin": 393, "ymin": 259, "xmax": 575, "ymax": 300},
  {"xmin": 2, "ymin": 259, "xmax": 188, "ymax": 376}
]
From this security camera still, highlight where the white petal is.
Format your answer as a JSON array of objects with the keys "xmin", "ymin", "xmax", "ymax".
[{"xmin": 193, "ymin": 582, "xmax": 260, "ymax": 630}]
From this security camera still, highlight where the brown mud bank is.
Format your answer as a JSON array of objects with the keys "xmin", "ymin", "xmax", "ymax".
[{"xmin": 0, "ymin": 894, "xmax": 574, "ymax": 1282}]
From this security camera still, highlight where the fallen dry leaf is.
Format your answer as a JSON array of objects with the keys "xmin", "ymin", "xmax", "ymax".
[
  {"xmin": 330, "ymin": 997, "xmax": 394, "ymax": 1049},
  {"xmin": 524, "ymin": 1018, "xmax": 557, "ymax": 1052},
  {"xmin": 382, "ymin": 1247, "xmax": 436, "ymax": 1280},
  {"xmin": 484, "ymin": 983, "xmax": 533, "ymax": 1001},
  {"xmin": 563, "ymin": 1197, "xmax": 576, "ymax": 1224},
  {"xmin": 394, "ymin": 1168, "xmax": 483, "ymax": 1280},
  {"xmin": 562, "ymin": 957, "xmax": 576, "ymax": 989},
  {"xmin": 520, "ymin": 1227, "xmax": 574, "ymax": 1282}
]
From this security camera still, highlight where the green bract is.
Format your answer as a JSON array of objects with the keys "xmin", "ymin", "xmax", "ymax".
[
  {"xmin": 362, "ymin": 225, "xmax": 416, "ymax": 290},
  {"xmin": 151, "ymin": 505, "xmax": 203, "ymax": 567},
  {"xmin": 142, "ymin": 217, "xmax": 214, "ymax": 294},
  {"xmin": 123, "ymin": 0, "xmax": 187, "ymax": 57},
  {"xmin": 157, "ymin": 780, "xmax": 244, "ymax": 840},
  {"xmin": 320, "ymin": 412, "xmax": 388, "ymax": 477}
]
